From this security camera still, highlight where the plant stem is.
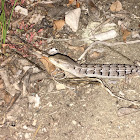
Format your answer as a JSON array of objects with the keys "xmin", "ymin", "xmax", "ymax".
[{"xmin": 7, "ymin": 0, "xmax": 18, "ymax": 31}]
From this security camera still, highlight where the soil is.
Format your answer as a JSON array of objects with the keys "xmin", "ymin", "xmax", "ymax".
[{"xmin": 1, "ymin": 0, "xmax": 140, "ymax": 140}]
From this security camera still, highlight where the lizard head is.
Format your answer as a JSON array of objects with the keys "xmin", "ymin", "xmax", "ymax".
[{"xmin": 48, "ymin": 54, "xmax": 78, "ymax": 70}]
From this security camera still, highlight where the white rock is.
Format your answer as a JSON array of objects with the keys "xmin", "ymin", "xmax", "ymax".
[
  {"xmin": 94, "ymin": 30, "xmax": 118, "ymax": 41},
  {"xmin": 56, "ymin": 82, "xmax": 66, "ymax": 90},
  {"xmin": 15, "ymin": 6, "xmax": 28, "ymax": 16},
  {"xmin": 24, "ymin": 133, "xmax": 31, "ymax": 139},
  {"xmin": 28, "ymin": 94, "xmax": 40, "ymax": 108},
  {"xmin": 131, "ymin": 31, "xmax": 140, "ymax": 39},
  {"xmin": 32, "ymin": 119, "xmax": 37, "ymax": 126},
  {"xmin": 23, "ymin": 125, "xmax": 28, "ymax": 129},
  {"xmin": 65, "ymin": 8, "xmax": 81, "ymax": 32},
  {"xmin": 47, "ymin": 102, "xmax": 53, "ymax": 107},
  {"xmin": 72, "ymin": 120, "xmax": 77, "ymax": 125}
]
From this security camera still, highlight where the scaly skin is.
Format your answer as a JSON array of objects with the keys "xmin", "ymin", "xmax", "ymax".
[{"xmin": 49, "ymin": 54, "xmax": 140, "ymax": 78}]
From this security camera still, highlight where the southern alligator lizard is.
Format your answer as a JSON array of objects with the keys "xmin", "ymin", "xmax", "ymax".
[{"xmin": 48, "ymin": 54, "xmax": 140, "ymax": 78}]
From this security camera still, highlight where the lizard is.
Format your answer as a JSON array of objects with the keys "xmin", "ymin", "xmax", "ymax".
[{"xmin": 48, "ymin": 53, "xmax": 140, "ymax": 79}]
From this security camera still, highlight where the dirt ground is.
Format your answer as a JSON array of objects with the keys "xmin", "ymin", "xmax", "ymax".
[{"xmin": 1, "ymin": 0, "xmax": 140, "ymax": 140}]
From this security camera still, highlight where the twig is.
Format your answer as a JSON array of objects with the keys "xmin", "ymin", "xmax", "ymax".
[
  {"xmin": 6, "ymin": 92, "xmax": 21, "ymax": 112},
  {"xmin": 30, "ymin": 0, "xmax": 56, "ymax": 7},
  {"xmin": 78, "ymin": 40, "xmax": 140, "ymax": 60},
  {"xmin": 32, "ymin": 124, "xmax": 41, "ymax": 140},
  {"xmin": 35, "ymin": 36, "xmax": 95, "ymax": 42},
  {"xmin": 95, "ymin": 78, "xmax": 140, "ymax": 106}
]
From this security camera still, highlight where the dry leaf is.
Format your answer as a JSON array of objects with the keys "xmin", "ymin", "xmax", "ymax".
[
  {"xmin": 76, "ymin": 0, "xmax": 80, "ymax": 8},
  {"xmin": 110, "ymin": 0, "xmax": 122, "ymax": 12},
  {"xmin": 121, "ymin": 29, "xmax": 131, "ymax": 42},
  {"xmin": 53, "ymin": 20, "xmax": 65, "ymax": 31},
  {"xmin": 128, "ymin": 104, "xmax": 138, "ymax": 109},
  {"xmin": 67, "ymin": 0, "xmax": 74, "ymax": 7},
  {"xmin": 40, "ymin": 56, "xmax": 56, "ymax": 74}
]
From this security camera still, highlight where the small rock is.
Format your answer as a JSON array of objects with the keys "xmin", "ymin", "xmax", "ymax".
[
  {"xmin": 131, "ymin": 31, "xmax": 140, "ymax": 39},
  {"xmin": 42, "ymin": 127, "xmax": 47, "ymax": 132},
  {"xmin": 56, "ymin": 82, "xmax": 66, "ymax": 90},
  {"xmin": 72, "ymin": 120, "xmax": 77, "ymax": 125},
  {"xmin": 23, "ymin": 125, "xmax": 28, "ymax": 129},
  {"xmin": 24, "ymin": 133, "xmax": 31, "ymax": 139},
  {"xmin": 32, "ymin": 119, "xmax": 37, "ymax": 126},
  {"xmin": 94, "ymin": 30, "xmax": 118, "ymax": 41},
  {"xmin": 65, "ymin": 8, "xmax": 81, "ymax": 32},
  {"xmin": 47, "ymin": 82, "xmax": 56, "ymax": 92},
  {"xmin": 69, "ymin": 103, "xmax": 74, "ymax": 107},
  {"xmin": 29, "ymin": 14, "xmax": 45, "ymax": 24},
  {"xmin": 15, "ymin": 6, "xmax": 28, "ymax": 16},
  {"xmin": 47, "ymin": 102, "xmax": 53, "ymax": 107},
  {"xmin": 83, "ymin": 104, "xmax": 86, "ymax": 107},
  {"xmin": 28, "ymin": 94, "xmax": 40, "ymax": 108}
]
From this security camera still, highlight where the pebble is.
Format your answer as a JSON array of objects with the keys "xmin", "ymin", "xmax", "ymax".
[
  {"xmin": 32, "ymin": 119, "xmax": 37, "ymax": 126},
  {"xmin": 23, "ymin": 125, "xmax": 28, "ymax": 129},
  {"xmin": 65, "ymin": 8, "xmax": 81, "ymax": 32},
  {"xmin": 24, "ymin": 133, "xmax": 31, "ymax": 139},
  {"xmin": 15, "ymin": 6, "xmax": 28, "ymax": 16},
  {"xmin": 47, "ymin": 102, "xmax": 53, "ymax": 107},
  {"xmin": 72, "ymin": 120, "xmax": 77, "ymax": 125},
  {"xmin": 29, "ymin": 14, "xmax": 45, "ymax": 24},
  {"xmin": 94, "ymin": 30, "xmax": 118, "ymax": 41},
  {"xmin": 28, "ymin": 94, "xmax": 40, "ymax": 108},
  {"xmin": 56, "ymin": 82, "xmax": 66, "ymax": 90}
]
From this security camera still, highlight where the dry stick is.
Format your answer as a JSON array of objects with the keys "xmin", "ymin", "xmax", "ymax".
[
  {"xmin": 30, "ymin": 0, "xmax": 56, "ymax": 7},
  {"xmin": 32, "ymin": 124, "xmax": 41, "ymax": 140},
  {"xmin": 78, "ymin": 40, "xmax": 140, "ymax": 60},
  {"xmin": 55, "ymin": 76, "xmax": 140, "ymax": 105},
  {"xmin": 6, "ymin": 92, "xmax": 21, "ymax": 112},
  {"xmin": 97, "ymin": 78, "xmax": 140, "ymax": 106},
  {"xmin": 35, "ymin": 36, "xmax": 95, "ymax": 42}
]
